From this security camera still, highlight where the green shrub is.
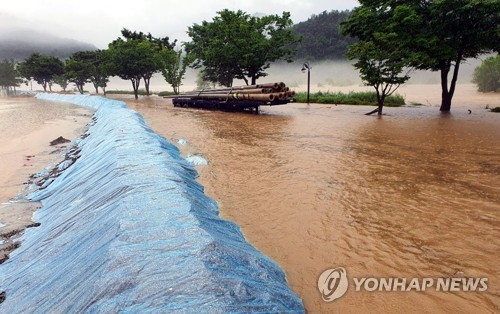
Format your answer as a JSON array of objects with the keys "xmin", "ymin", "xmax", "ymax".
[
  {"xmin": 491, "ymin": 107, "xmax": 500, "ymax": 113},
  {"xmin": 473, "ymin": 55, "xmax": 500, "ymax": 92},
  {"xmin": 106, "ymin": 89, "xmax": 150, "ymax": 95},
  {"xmin": 294, "ymin": 91, "xmax": 405, "ymax": 107},
  {"xmin": 157, "ymin": 91, "xmax": 176, "ymax": 97}
]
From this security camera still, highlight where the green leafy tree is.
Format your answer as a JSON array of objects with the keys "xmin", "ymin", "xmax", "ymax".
[
  {"xmin": 342, "ymin": 5, "xmax": 411, "ymax": 115},
  {"xmin": 17, "ymin": 53, "xmax": 64, "ymax": 92},
  {"xmin": 473, "ymin": 55, "xmax": 500, "ymax": 92},
  {"xmin": 64, "ymin": 50, "xmax": 110, "ymax": 95},
  {"xmin": 53, "ymin": 74, "xmax": 69, "ymax": 92},
  {"xmin": 16, "ymin": 61, "xmax": 32, "ymax": 89},
  {"xmin": 160, "ymin": 49, "xmax": 191, "ymax": 95},
  {"xmin": 65, "ymin": 51, "xmax": 93, "ymax": 94},
  {"xmin": 108, "ymin": 29, "xmax": 175, "ymax": 98},
  {"xmin": 185, "ymin": 10, "xmax": 301, "ymax": 86},
  {"xmin": 86, "ymin": 50, "xmax": 110, "ymax": 95},
  {"xmin": 195, "ymin": 69, "xmax": 216, "ymax": 90},
  {"xmin": 348, "ymin": 0, "xmax": 500, "ymax": 112},
  {"xmin": 348, "ymin": 40, "xmax": 410, "ymax": 115},
  {"xmin": 119, "ymin": 29, "xmax": 175, "ymax": 96},
  {"xmin": 0, "ymin": 59, "xmax": 21, "ymax": 93},
  {"xmin": 413, "ymin": 0, "xmax": 499, "ymax": 111},
  {"xmin": 107, "ymin": 39, "xmax": 156, "ymax": 99}
]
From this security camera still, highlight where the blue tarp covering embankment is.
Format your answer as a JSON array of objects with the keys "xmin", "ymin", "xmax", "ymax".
[{"xmin": 0, "ymin": 94, "xmax": 304, "ymax": 313}]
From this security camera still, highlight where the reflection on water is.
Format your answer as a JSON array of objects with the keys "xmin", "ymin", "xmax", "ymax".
[{"xmin": 126, "ymin": 95, "xmax": 499, "ymax": 313}]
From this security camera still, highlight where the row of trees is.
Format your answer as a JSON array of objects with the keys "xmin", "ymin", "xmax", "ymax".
[
  {"xmin": 5, "ymin": 5, "xmax": 497, "ymax": 113},
  {"xmin": 8, "ymin": 10, "xmax": 301, "ymax": 98},
  {"xmin": 341, "ymin": 0, "xmax": 500, "ymax": 114},
  {"xmin": 13, "ymin": 29, "xmax": 189, "ymax": 99}
]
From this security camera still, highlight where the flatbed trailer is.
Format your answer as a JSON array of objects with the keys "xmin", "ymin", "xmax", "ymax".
[
  {"xmin": 172, "ymin": 98, "xmax": 292, "ymax": 113},
  {"xmin": 168, "ymin": 82, "xmax": 295, "ymax": 113}
]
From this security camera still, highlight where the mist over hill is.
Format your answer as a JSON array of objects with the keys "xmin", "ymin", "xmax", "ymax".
[
  {"xmin": 0, "ymin": 13, "xmax": 96, "ymax": 61},
  {"xmin": 292, "ymin": 10, "xmax": 356, "ymax": 61},
  {"xmin": 0, "ymin": 29, "xmax": 96, "ymax": 61}
]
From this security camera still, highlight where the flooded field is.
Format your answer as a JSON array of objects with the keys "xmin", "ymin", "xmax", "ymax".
[
  {"xmin": 0, "ymin": 96, "xmax": 91, "ymax": 264},
  {"xmin": 0, "ymin": 97, "xmax": 90, "ymax": 202},
  {"xmin": 122, "ymin": 84, "xmax": 500, "ymax": 313}
]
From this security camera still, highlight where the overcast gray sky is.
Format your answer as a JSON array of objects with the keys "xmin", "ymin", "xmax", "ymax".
[{"xmin": 1, "ymin": 0, "xmax": 359, "ymax": 48}]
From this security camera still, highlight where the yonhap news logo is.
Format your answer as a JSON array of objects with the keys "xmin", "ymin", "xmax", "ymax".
[
  {"xmin": 317, "ymin": 267, "xmax": 349, "ymax": 302},
  {"xmin": 318, "ymin": 267, "xmax": 488, "ymax": 303}
]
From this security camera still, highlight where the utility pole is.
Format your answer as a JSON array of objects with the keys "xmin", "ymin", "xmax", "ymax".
[{"xmin": 301, "ymin": 62, "xmax": 311, "ymax": 105}]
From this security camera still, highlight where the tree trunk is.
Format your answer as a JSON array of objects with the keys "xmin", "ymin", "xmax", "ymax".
[
  {"xmin": 365, "ymin": 108, "xmax": 379, "ymax": 115},
  {"xmin": 103, "ymin": 87, "xmax": 106, "ymax": 97},
  {"xmin": 377, "ymin": 101, "xmax": 383, "ymax": 115},
  {"xmin": 366, "ymin": 102, "xmax": 384, "ymax": 116},
  {"xmin": 131, "ymin": 78, "xmax": 140, "ymax": 100},
  {"xmin": 440, "ymin": 93, "xmax": 452, "ymax": 112},
  {"xmin": 42, "ymin": 82, "xmax": 47, "ymax": 92},
  {"xmin": 367, "ymin": 86, "xmax": 384, "ymax": 115},
  {"xmin": 251, "ymin": 76, "xmax": 257, "ymax": 85},
  {"xmin": 144, "ymin": 77, "xmax": 150, "ymax": 96},
  {"xmin": 95, "ymin": 84, "xmax": 99, "ymax": 94},
  {"xmin": 440, "ymin": 56, "xmax": 462, "ymax": 112},
  {"xmin": 439, "ymin": 58, "xmax": 459, "ymax": 112}
]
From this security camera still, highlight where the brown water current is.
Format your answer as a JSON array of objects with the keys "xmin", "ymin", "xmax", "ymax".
[
  {"xmin": 122, "ymin": 88, "xmax": 498, "ymax": 313},
  {"xmin": 127, "ymin": 85, "xmax": 500, "ymax": 313}
]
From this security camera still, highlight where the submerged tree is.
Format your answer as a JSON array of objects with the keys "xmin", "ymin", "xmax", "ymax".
[
  {"xmin": 159, "ymin": 49, "xmax": 191, "ymax": 95},
  {"xmin": 342, "ymin": 5, "xmax": 411, "ymax": 115},
  {"xmin": 411, "ymin": 0, "xmax": 499, "ymax": 111},
  {"xmin": 186, "ymin": 10, "xmax": 301, "ymax": 87},
  {"xmin": 17, "ymin": 53, "xmax": 64, "ymax": 92},
  {"xmin": 344, "ymin": 0, "xmax": 500, "ymax": 112},
  {"xmin": 348, "ymin": 40, "xmax": 410, "ymax": 115}
]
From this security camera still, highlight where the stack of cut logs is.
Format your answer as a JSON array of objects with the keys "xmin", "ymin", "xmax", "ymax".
[{"xmin": 169, "ymin": 82, "xmax": 295, "ymax": 104}]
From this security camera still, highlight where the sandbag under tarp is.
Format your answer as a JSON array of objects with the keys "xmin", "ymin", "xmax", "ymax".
[{"xmin": 0, "ymin": 94, "xmax": 304, "ymax": 313}]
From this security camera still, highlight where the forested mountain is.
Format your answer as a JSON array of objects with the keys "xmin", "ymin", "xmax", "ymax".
[
  {"xmin": 293, "ymin": 10, "xmax": 356, "ymax": 61},
  {"xmin": 0, "ymin": 27, "xmax": 95, "ymax": 61}
]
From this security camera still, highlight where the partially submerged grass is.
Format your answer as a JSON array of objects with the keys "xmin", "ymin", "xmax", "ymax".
[
  {"xmin": 106, "ymin": 89, "xmax": 150, "ymax": 95},
  {"xmin": 157, "ymin": 91, "xmax": 176, "ymax": 97},
  {"xmin": 105, "ymin": 90, "xmax": 176, "ymax": 97},
  {"xmin": 294, "ymin": 91, "xmax": 405, "ymax": 107}
]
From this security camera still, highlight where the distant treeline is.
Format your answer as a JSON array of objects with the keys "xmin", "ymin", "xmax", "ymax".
[{"xmin": 292, "ymin": 10, "xmax": 356, "ymax": 61}]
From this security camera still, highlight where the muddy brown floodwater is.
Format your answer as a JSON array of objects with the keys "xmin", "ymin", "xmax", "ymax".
[{"xmin": 120, "ymin": 85, "xmax": 499, "ymax": 313}]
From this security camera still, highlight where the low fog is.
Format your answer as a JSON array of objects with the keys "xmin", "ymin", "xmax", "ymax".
[{"xmin": 60, "ymin": 58, "xmax": 484, "ymax": 94}]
